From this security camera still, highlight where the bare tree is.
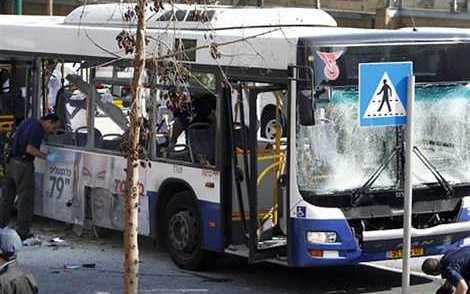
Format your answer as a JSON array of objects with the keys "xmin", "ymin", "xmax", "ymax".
[
  {"xmin": 48, "ymin": 0, "xmax": 53, "ymax": 15},
  {"xmin": 99, "ymin": 1, "xmax": 279, "ymax": 291},
  {"xmin": 123, "ymin": 0, "xmax": 146, "ymax": 293}
]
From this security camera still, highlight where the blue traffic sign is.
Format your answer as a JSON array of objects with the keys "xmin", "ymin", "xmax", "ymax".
[{"xmin": 359, "ymin": 62, "xmax": 413, "ymax": 127}]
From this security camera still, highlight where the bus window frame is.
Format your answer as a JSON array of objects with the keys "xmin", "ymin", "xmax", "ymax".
[
  {"xmin": 42, "ymin": 61, "xmax": 223, "ymax": 172},
  {"xmin": 27, "ymin": 53, "xmax": 289, "ymax": 173},
  {"xmin": 151, "ymin": 65, "xmax": 220, "ymax": 170}
]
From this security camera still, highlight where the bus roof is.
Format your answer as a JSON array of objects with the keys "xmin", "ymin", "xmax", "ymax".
[
  {"xmin": 301, "ymin": 27, "xmax": 470, "ymax": 47},
  {"xmin": 64, "ymin": 3, "xmax": 338, "ymax": 30},
  {"xmin": 2, "ymin": 4, "xmax": 470, "ymax": 70},
  {"xmin": 0, "ymin": 4, "xmax": 341, "ymax": 70}
]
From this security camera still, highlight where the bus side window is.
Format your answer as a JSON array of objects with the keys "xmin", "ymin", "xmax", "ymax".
[
  {"xmin": 155, "ymin": 104, "xmax": 173, "ymax": 157},
  {"xmin": 185, "ymin": 94, "xmax": 216, "ymax": 165},
  {"xmin": 157, "ymin": 91, "xmax": 191, "ymax": 161},
  {"xmin": 155, "ymin": 72, "xmax": 217, "ymax": 167},
  {"xmin": 45, "ymin": 64, "xmax": 87, "ymax": 146},
  {"xmin": 47, "ymin": 87, "xmax": 88, "ymax": 146},
  {"xmin": 94, "ymin": 84, "xmax": 128, "ymax": 153},
  {"xmin": 157, "ymin": 92, "xmax": 217, "ymax": 167},
  {"xmin": 83, "ymin": 66, "xmax": 134, "ymax": 153}
]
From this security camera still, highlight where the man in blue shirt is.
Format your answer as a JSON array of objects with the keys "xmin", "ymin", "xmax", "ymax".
[
  {"xmin": 422, "ymin": 247, "xmax": 470, "ymax": 294},
  {"xmin": 0, "ymin": 114, "xmax": 59, "ymax": 240}
]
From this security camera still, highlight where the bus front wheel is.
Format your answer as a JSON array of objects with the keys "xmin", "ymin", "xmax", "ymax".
[{"xmin": 164, "ymin": 191, "xmax": 212, "ymax": 270}]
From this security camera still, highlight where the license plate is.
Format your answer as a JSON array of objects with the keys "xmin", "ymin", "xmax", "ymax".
[{"xmin": 387, "ymin": 247, "xmax": 424, "ymax": 259}]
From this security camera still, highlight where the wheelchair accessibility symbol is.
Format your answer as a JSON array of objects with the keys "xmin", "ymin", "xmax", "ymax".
[{"xmin": 297, "ymin": 206, "xmax": 306, "ymax": 218}]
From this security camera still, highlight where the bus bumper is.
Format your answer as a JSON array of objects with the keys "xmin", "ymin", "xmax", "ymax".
[{"xmin": 288, "ymin": 204, "xmax": 470, "ymax": 267}]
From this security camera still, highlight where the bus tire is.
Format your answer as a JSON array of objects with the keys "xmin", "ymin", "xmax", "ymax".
[
  {"xmin": 164, "ymin": 191, "xmax": 212, "ymax": 270},
  {"xmin": 261, "ymin": 106, "xmax": 285, "ymax": 140}
]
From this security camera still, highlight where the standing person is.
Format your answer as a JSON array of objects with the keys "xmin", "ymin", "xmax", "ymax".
[
  {"xmin": 0, "ymin": 228, "xmax": 38, "ymax": 294},
  {"xmin": 422, "ymin": 247, "xmax": 470, "ymax": 294},
  {"xmin": 0, "ymin": 113, "xmax": 60, "ymax": 240}
]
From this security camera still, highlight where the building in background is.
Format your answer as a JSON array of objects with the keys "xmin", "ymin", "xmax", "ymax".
[
  {"xmin": 1, "ymin": 0, "xmax": 78, "ymax": 15},
  {"xmin": 2, "ymin": 0, "xmax": 470, "ymax": 29},
  {"xmin": 226, "ymin": 0, "xmax": 470, "ymax": 28},
  {"xmin": 0, "ymin": 0, "xmax": 118, "ymax": 15}
]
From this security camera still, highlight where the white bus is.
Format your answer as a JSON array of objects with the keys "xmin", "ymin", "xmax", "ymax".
[{"xmin": 2, "ymin": 4, "xmax": 470, "ymax": 269}]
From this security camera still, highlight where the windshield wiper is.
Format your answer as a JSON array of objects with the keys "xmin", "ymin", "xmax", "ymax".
[
  {"xmin": 413, "ymin": 146, "xmax": 453, "ymax": 198},
  {"xmin": 351, "ymin": 146, "xmax": 454, "ymax": 206},
  {"xmin": 351, "ymin": 147, "xmax": 399, "ymax": 207}
]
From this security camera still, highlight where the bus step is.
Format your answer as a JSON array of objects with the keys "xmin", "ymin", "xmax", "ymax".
[{"xmin": 257, "ymin": 237, "xmax": 287, "ymax": 250}]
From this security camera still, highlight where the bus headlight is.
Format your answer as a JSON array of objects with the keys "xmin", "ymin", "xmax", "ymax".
[{"xmin": 306, "ymin": 232, "xmax": 338, "ymax": 244}]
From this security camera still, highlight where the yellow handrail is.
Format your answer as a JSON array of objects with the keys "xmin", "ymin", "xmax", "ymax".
[
  {"xmin": 257, "ymin": 160, "xmax": 283, "ymax": 186},
  {"xmin": 257, "ymin": 154, "xmax": 283, "ymax": 161},
  {"xmin": 273, "ymin": 93, "xmax": 282, "ymax": 226}
]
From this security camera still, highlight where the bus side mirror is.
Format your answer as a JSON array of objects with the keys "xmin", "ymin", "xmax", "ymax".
[
  {"xmin": 314, "ymin": 85, "xmax": 331, "ymax": 103},
  {"xmin": 299, "ymin": 91, "xmax": 315, "ymax": 126},
  {"xmin": 298, "ymin": 86, "xmax": 331, "ymax": 126}
]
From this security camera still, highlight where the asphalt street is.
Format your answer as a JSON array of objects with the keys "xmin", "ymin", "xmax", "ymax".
[{"xmin": 15, "ymin": 217, "xmax": 443, "ymax": 294}]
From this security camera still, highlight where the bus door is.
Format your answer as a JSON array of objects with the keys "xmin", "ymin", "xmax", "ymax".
[
  {"xmin": 0, "ymin": 61, "xmax": 28, "ymax": 130},
  {"xmin": 0, "ymin": 60, "xmax": 31, "ymax": 178},
  {"xmin": 226, "ymin": 82, "xmax": 288, "ymax": 262}
]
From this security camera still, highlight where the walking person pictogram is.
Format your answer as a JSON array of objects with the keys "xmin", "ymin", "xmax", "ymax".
[{"xmin": 377, "ymin": 79, "xmax": 392, "ymax": 112}]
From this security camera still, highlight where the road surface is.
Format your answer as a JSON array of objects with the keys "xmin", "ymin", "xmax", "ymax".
[{"xmin": 16, "ymin": 217, "xmax": 443, "ymax": 294}]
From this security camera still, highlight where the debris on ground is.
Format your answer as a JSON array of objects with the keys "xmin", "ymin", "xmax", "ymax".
[
  {"xmin": 19, "ymin": 235, "xmax": 70, "ymax": 248},
  {"xmin": 22, "ymin": 237, "xmax": 42, "ymax": 247},
  {"xmin": 48, "ymin": 237, "xmax": 68, "ymax": 247},
  {"xmin": 62, "ymin": 263, "xmax": 97, "ymax": 270}
]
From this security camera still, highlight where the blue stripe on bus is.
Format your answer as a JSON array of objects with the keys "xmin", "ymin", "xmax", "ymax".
[
  {"xmin": 451, "ymin": 206, "xmax": 470, "ymax": 248},
  {"xmin": 198, "ymin": 200, "xmax": 224, "ymax": 253},
  {"xmin": 288, "ymin": 213, "xmax": 470, "ymax": 267},
  {"xmin": 458, "ymin": 207, "xmax": 470, "ymax": 222},
  {"xmin": 147, "ymin": 191, "xmax": 158, "ymax": 239},
  {"xmin": 288, "ymin": 218, "xmax": 361, "ymax": 267}
]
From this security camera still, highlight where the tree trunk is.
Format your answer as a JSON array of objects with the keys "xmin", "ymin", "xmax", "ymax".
[
  {"xmin": 48, "ymin": 0, "xmax": 53, "ymax": 15},
  {"xmin": 124, "ymin": 1, "xmax": 146, "ymax": 293}
]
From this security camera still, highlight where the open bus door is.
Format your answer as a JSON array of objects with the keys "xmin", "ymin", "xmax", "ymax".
[
  {"xmin": 225, "ymin": 81, "xmax": 288, "ymax": 263},
  {"xmin": 0, "ymin": 61, "xmax": 30, "ymax": 179},
  {"xmin": 0, "ymin": 63, "xmax": 21, "ymax": 132}
]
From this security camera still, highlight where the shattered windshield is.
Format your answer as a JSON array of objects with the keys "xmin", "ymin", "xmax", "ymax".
[{"xmin": 297, "ymin": 83, "xmax": 470, "ymax": 194}]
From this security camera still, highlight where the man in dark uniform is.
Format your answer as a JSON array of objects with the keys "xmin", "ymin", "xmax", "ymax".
[
  {"xmin": 0, "ymin": 113, "xmax": 59, "ymax": 240},
  {"xmin": 0, "ymin": 228, "xmax": 37, "ymax": 294},
  {"xmin": 422, "ymin": 246, "xmax": 470, "ymax": 294}
]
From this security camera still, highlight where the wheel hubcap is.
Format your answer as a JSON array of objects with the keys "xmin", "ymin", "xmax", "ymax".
[
  {"xmin": 168, "ymin": 211, "xmax": 197, "ymax": 252},
  {"xmin": 265, "ymin": 119, "xmax": 278, "ymax": 140}
]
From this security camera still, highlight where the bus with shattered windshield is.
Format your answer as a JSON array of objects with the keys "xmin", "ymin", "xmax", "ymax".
[
  {"xmin": 295, "ymin": 28, "xmax": 470, "ymax": 264},
  {"xmin": 1, "ymin": 3, "xmax": 470, "ymax": 269}
]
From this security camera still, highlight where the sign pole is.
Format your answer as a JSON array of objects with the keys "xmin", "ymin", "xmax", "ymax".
[{"xmin": 402, "ymin": 75, "xmax": 415, "ymax": 294}]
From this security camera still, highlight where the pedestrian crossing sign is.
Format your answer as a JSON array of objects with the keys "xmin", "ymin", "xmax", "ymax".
[{"xmin": 359, "ymin": 62, "xmax": 413, "ymax": 127}]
